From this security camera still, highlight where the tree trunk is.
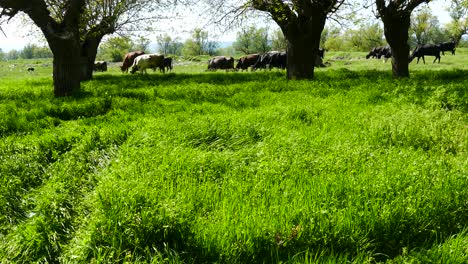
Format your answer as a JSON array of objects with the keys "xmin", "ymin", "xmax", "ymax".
[
  {"xmin": 286, "ymin": 36, "xmax": 318, "ymax": 80},
  {"xmin": 283, "ymin": 14, "xmax": 326, "ymax": 80},
  {"xmin": 383, "ymin": 15, "xmax": 411, "ymax": 78},
  {"xmin": 80, "ymin": 37, "xmax": 102, "ymax": 81},
  {"xmin": 49, "ymin": 39, "xmax": 82, "ymax": 97},
  {"xmin": 390, "ymin": 44, "xmax": 410, "ymax": 78}
]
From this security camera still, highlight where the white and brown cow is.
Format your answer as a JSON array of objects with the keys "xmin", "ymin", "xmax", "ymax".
[{"xmin": 130, "ymin": 54, "xmax": 165, "ymax": 74}]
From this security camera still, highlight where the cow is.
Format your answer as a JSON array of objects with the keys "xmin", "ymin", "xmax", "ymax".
[
  {"xmin": 269, "ymin": 51, "xmax": 287, "ymax": 69},
  {"xmin": 207, "ymin": 56, "xmax": 235, "ymax": 71},
  {"xmin": 93, "ymin": 61, "xmax": 107, "ymax": 72},
  {"xmin": 318, "ymin": 48, "xmax": 325, "ymax": 59},
  {"xmin": 27, "ymin": 67, "xmax": 35, "ymax": 73},
  {"xmin": 437, "ymin": 41, "xmax": 456, "ymax": 55},
  {"xmin": 409, "ymin": 44, "xmax": 441, "ymax": 64},
  {"xmin": 163, "ymin": 57, "xmax": 173, "ymax": 72},
  {"xmin": 253, "ymin": 51, "xmax": 286, "ymax": 70},
  {"xmin": 130, "ymin": 54, "xmax": 165, "ymax": 74},
  {"xmin": 121, "ymin": 51, "xmax": 145, "ymax": 73},
  {"xmin": 366, "ymin": 46, "xmax": 391, "ymax": 61},
  {"xmin": 236, "ymin": 54, "xmax": 260, "ymax": 71}
]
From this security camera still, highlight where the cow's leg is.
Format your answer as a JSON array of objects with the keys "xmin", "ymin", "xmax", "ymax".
[
  {"xmin": 416, "ymin": 57, "xmax": 420, "ymax": 64},
  {"xmin": 422, "ymin": 56, "xmax": 426, "ymax": 64}
]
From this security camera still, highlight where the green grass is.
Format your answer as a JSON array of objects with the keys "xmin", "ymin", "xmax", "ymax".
[{"xmin": 0, "ymin": 50, "xmax": 467, "ymax": 263}]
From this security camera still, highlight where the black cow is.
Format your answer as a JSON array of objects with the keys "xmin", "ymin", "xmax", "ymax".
[
  {"xmin": 27, "ymin": 67, "xmax": 35, "ymax": 72},
  {"xmin": 236, "ymin": 54, "xmax": 260, "ymax": 71},
  {"xmin": 253, "ymin": 51, "xmax": 286, "ymax": 70},
  {"xmin": 437, "ymin": 41, "xmax": 456, "ymax": 55},
  {"xmin": 207, "ymin": 56, "xmax": 235, "ymax": 71},
  {"xmin": 318, "ymin": 48, "xmax": 325, "ymax": 59},
  {"xmin": 366, "ymin": 46, "xmax": 391, "ymax": 60},
  {"xmin": 269, "ymin": 51, "xmax": 287, "ymax": 69},
  {"xmin": 409, "ymin": 44, "xmax": 441, "ymax": 64},
  {"xmin": 93, "ymin": 61, "xmax": 107, "ymax": 72},
  {"xmin": 164, "ymin": 57, "xmax": 173, "ymax": 72}
]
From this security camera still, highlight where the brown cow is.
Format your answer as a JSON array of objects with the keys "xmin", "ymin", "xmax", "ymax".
[
  {"xmin": 236, "ymin": 54, "xmax": 260, "ymax": 71},
  {"xmin": 121, "ymin": 51, "xmax": 145, "ymax": 73},
  {"xmin": 207, "ymin": 56, "xmax": 235, "ymax": 71}
]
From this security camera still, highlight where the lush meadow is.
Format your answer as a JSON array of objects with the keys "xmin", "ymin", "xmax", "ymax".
[{"xmin": 0, "ymin": 50, "xmax": 467, "ymax": 263}]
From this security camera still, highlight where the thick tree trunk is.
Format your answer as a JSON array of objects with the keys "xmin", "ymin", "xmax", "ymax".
[
  {"xmin": 49, "ymin": 39, "xmax": 82, "ymax": 97},
  {"xmin": 80, "ymin": 37, "xmax": 102, "ymax": 81},
  {"xmin": 383, "ymin": 15, "xmax": 411, "ymax": 78},
  {"xmin": 283, "ymin": 14, "xmax": 326, "ymax": 80},
  {"xmin": 390, "ymin": 44, "xmax": 410, "ymax": 78},
  {"xmin": 286, "ymin": 36, "xmax": 318, "ymax": 80}
]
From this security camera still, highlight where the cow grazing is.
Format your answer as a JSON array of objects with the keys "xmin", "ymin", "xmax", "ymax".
[
  {"xmin": 366, "ymin": 46, "xmax": 391, "ymax": 61},
  {"xmin": 27, "ymin": 67, "xmax": 35, "ymax": 72},
  {"xmin": 131, "ymin": 54, "xmax": 165, "ymax": 74},
  {"xmin": 437, "ymin": 41, "xmax": 456, "ymax": 55},
  {"xmin": 269, "ymin": 51, "xmax": 287, "ymax": 69},
  {"xmin": 409, "ymin": 44, "xmax": 441, "ymax": 64},
  {"xmin": 93, "ymin": 61, "xmax": 107, "ymax": 72},
  {"xmin": 163, "ymin": 57, "xmax": 173, "ymax": 72},
  {"xmin": 253, "ymin": 51, "xmax": 286, "ymax": 70},
  {"xmin": 318, "ymin": 48, "xmax": 325, "ymax": 59},
  {"xmin": 236, "ymin": 54, "xmax": 260, "ymax": 71},
  {"xmin": 121, "ymin": 51, "xmax": 145, "ymax": 73},
  {"xmin": 207, "ymin": 56, "xmax": 235, "ymax": 71}
]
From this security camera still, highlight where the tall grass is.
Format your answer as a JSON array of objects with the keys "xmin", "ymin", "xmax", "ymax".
[{"xmin": 0, "ymin": 51, "xmax": 467, "ymax": 263}]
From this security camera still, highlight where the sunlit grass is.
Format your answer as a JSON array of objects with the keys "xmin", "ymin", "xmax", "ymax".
[{"xmin": 0, "ymin": 51, "xmax": 467, "ymax": 263}]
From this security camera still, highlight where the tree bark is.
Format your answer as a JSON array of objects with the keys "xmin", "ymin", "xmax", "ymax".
[
  {"xmin": 49, "ymin": 38, "xmax": 82, "ymax": 96},
  {"xmin": 286, "ymin": 34, "xmax": 319, "ymax": 80},
  {"xmin": 80, "ymin": 36, "xmax": 103, "ymax": 81},
  {"xmin": 383, "ymin": 15, "xmax": 411, "ymax": 78},
  {"xmin": 282, "ymin": 13, "xmax": 327, "ymax": 80}
]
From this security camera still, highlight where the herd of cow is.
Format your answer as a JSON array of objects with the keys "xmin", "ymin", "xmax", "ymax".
[
  {"xmin": 366, "ymin": 40, "xmax": 457, "ymax": 64},
  {"xmin": 105, "ymin": 49, "xmax": 325, "ymax": 73},
  {"xmin": 91, "ymin": 41, "xmax": 457, "ymax": 74}
]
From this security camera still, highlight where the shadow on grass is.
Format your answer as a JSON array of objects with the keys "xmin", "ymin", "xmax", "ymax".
[
  {"xmin": 91, "ymin": 71, "xmax": 286, "ymax": 87},
  {"xmin": 91, "ymin": 69, "xmax": 468, "ymax": 88}
]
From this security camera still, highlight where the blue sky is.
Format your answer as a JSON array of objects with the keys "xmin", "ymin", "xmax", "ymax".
[{"xmin": 0, "ymin": 1, "xmax": 453, "ymax": 52}]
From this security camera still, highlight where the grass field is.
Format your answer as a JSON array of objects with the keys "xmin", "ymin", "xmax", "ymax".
[{"xmin": 0, "ymin": 50, "xmax": 467, "ymax": 263}]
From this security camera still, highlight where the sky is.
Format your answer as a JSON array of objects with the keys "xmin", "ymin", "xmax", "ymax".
[{"xmin": 0, "ymin": 0, "xmax": 453, "ymax": 52}]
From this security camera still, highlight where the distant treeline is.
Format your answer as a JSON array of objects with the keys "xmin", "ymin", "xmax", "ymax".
[{"xmin": 0, "ymin": 43, "xmax": 53, "ymax": 61}]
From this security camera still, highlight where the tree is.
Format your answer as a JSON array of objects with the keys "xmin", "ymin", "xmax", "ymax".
[
  {"xmin": 345, "ymin": 23, "xmax": 385, "ymax": 51},
  {"xmin": 322, "ymin": 26, "xmax": 346, "ymax": 51},
  {"xmin": 98, "ymin": 36, "xmax": 133, "ymax": 62},
  {"xmin": 20, "ymin": 43, "xmax": 35, "ymax": 59},
  {"xmin": 157, "ymin": 34, "xmax": 183, "ymax": 55},
  {"xmin": 0, "ymin": 0, "xmax": 86, "ymax": 96},
  {"xmin": 410, "ymin": 5, "xmax": 442, "ymax": 46},
  {"xmin": 134, "ymin": 36, "xmax": 151, "ymax": 53},
  {"xmin": 6, "ymin": 49, "xmax": 19, "ymax": 60},
  {"xmin": 1, "ymin": 0, "xmax": 170, "ymax": 96},
  {"xmin": 233, "ymin": 25, "xmax": 271, "ymax": 54},
  {"xmin": 78, "ymin": 0, "xmax": 163, "ymax": 81},
  {"xmin": 375, "ymin": 0, "xmax": 431, "ymax": 78},
  {"xmin": 249, "ymin": 0, "xmax": 345, "ymax": 80},
  {"xmin": 271, "ymin": 29, "xmax": 287, "ymax": 50},
  {"xmin": 0, "ymin": 48, "xmax": 4, "ymax": 61},
  {"xmin": 33, "ymin": 45, "xmax": 53, "ymax": 58},
  {"xmin": 157, "ymin": 34, "xmax": 173, "ymax": 54},
  {"xmin": 182, "ymin": 28, "xmax": 219, "ymax": 56},
  {"xmin": 445, "ymin": 0, "xmax": 468, "ymax": 43}
]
